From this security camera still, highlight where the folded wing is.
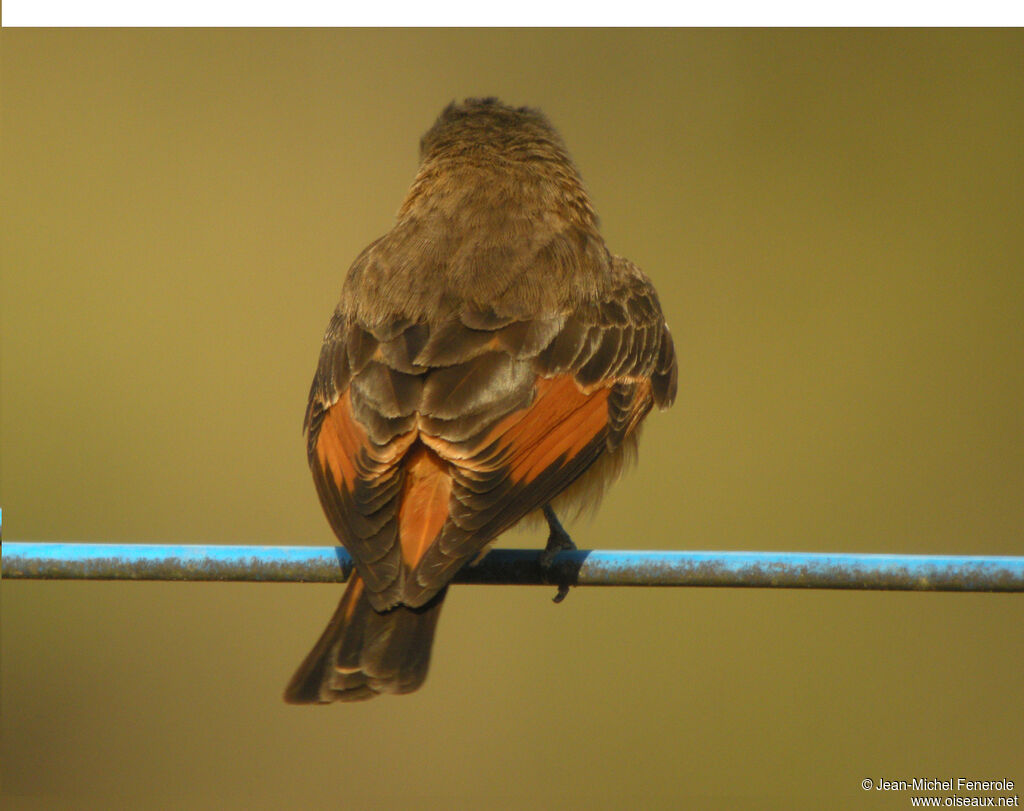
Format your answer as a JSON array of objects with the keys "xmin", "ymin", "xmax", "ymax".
[{"xmin": 305, "ymin": 255, "xmax": 677, "ymax": 610}]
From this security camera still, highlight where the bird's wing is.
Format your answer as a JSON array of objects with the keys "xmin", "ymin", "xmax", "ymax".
[
  {"xmin": 305, "ymin": 256, "xmax": 676, "ymax": 610},
  {"xmin": 405, "ymin": 256, "xmax": 676, "ymax": 603}
]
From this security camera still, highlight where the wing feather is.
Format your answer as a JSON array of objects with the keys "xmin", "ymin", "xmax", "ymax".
[{"xmin": 305, "ymin": 253, "xmax": 677, "ymax": 610}]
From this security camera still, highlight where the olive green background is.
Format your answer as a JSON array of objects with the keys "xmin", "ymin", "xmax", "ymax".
[{"xmin": 2, "ymin": 29, "xmax": 1022, "ymax": 810}]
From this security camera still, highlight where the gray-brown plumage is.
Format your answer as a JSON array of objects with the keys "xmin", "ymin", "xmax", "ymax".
[{"xmin": 285, "ymin": 98, "xmax": 677, "ymax": 703}]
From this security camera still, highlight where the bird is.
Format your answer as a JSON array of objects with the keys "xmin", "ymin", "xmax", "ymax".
[{"xmin": 285, "ymin": 97, "xmax": 677, "ymax": 703}]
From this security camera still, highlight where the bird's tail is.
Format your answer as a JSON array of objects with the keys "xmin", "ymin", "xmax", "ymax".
[{"xmin": 284, "ymin": 574, "xmax": 447, "ymax": 703}]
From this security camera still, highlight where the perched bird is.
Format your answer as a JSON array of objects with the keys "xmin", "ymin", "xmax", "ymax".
[{"xmin": 285, "ymin": 98, "xmax": 677, "ymax": 703}]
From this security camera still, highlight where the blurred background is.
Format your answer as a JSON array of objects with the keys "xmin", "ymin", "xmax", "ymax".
[{"xmin": 2, "ymin": 29, "xmax": 1021, "ymax": 809}]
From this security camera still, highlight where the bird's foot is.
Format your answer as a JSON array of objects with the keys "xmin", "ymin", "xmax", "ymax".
[{"xmin": 540, "ymin": 504, "xmax": 576, "ymax": 603}]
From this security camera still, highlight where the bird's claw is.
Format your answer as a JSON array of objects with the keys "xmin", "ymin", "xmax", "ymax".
[{"xmin": 540, "ymin": 505, "xmax": 576, "ymax": 602}]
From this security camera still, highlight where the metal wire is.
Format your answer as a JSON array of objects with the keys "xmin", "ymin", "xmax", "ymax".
[{"xmin": 3, "ymin": 542, "xmax": 1022, "ymax": 592}]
